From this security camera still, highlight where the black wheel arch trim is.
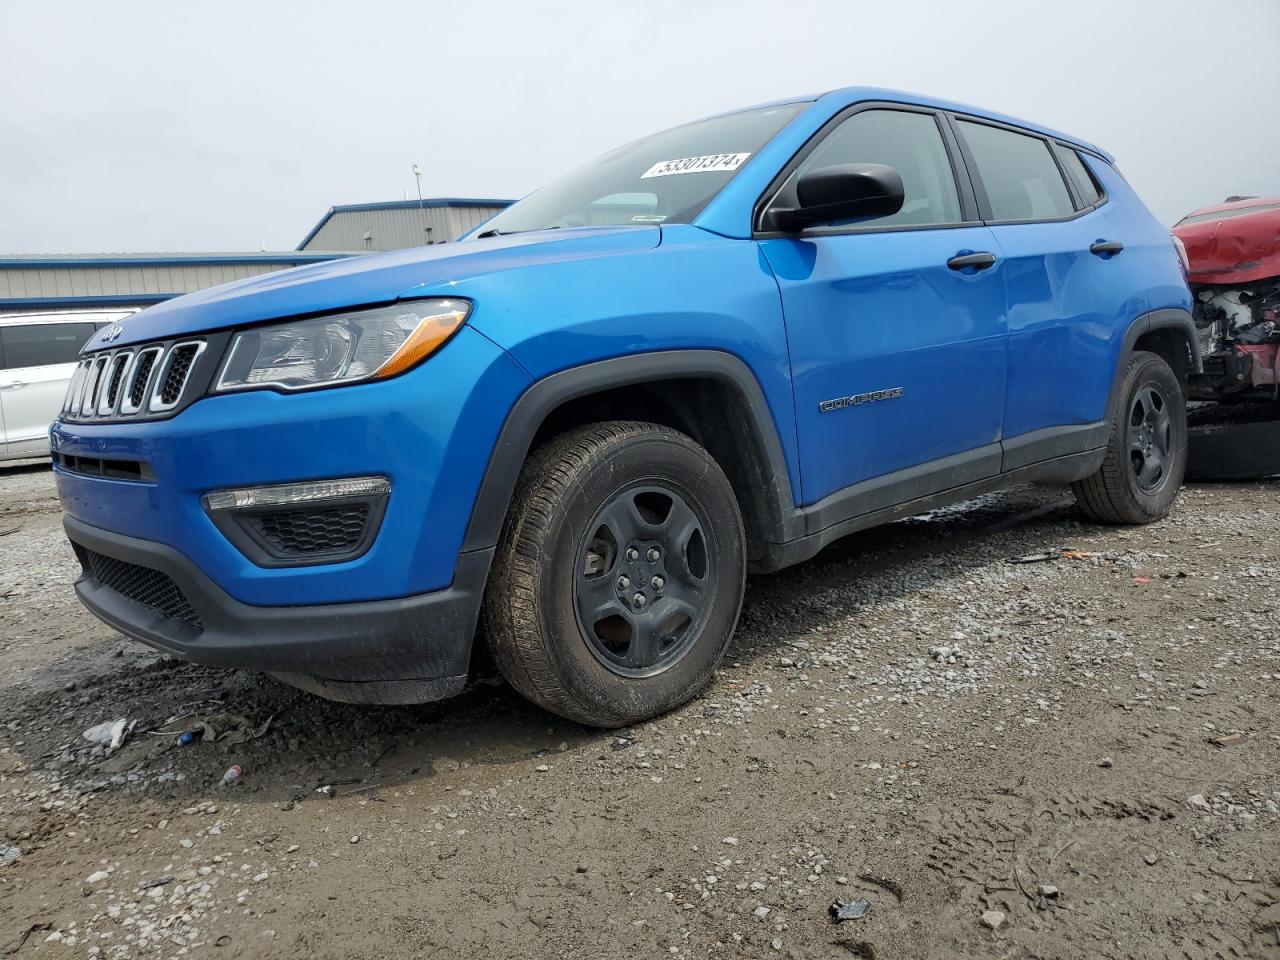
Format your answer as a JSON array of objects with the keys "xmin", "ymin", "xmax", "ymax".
[
  {"xmin": 460, "ymin": 349, "xmax": 802, "ymax": 558},
  {"xmin": 1107, "ymin": 308, "xmax": 1201, "ymax": 417}
]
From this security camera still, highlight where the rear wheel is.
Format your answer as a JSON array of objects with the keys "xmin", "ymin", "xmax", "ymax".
[
  {"xmin": 485, "ymin": 421, "xmax": 746, "ymax": 727},
  {"xmin": 1073, "ymin": 350, "xmax": 1186, "ymax": 524}
]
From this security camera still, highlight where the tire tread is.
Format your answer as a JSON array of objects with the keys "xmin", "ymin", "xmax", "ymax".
[
  {"xmin": 485, "ymin": 421, "xmax": 733, "ymax": 727},
  {"xmin": 1072, "ymin": 350, "xmax": 1184, "ymax": 525}
]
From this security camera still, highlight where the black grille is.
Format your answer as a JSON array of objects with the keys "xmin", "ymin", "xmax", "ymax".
[
  {"xmin": 248, "ymin": 504, "xmax": 371, "ymax": 556},
  {"xmin": 104, "ymin": 356, "xmax": 128, "ymax": 410},
  {"xmin": 160, "ymin": 345, "xmax": 199, "ymax": 405},
  {"xmin": 83, "ymin": 550, "xmax": 203, "ymax": 629},
  {"xmin": 58, "ymin": 454, "xmax": 150, "ymax": 482},
  {"xmin": 63, "ymin": 339, "xmax": 207, "ymax": 422},
  {"xmin": 128, "ymin": 351, "xmax": 158, "ymax": 408},
  {"xmin": 87, "ymin": 356, "xmax": 109, "ymax": 410}
]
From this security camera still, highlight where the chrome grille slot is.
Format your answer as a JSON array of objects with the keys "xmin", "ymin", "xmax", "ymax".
[
  {"xmin": 85, "ymin": 356, "xmax": 109, "ymax": 412},
  {"xmin": 72, "ymin": 359, "xmax": 94, "ymax": 415},
  {"xmin": 98, "ymin": 351, "xmax": 133, "ymax": 415},
  {"xmin": 122, "ymin": 347, "xmax": 161, "ymax": 414},
  {"xmin": 63, "ymin": 361, "xmax": 87, "ymax": 413},
  {"xmin": 61, "ymin": 339, "xmax": 207, "ymax": 422},
  {"xmin": 150, "ymin": 342, "xmax": 205, "ymax": 412}
]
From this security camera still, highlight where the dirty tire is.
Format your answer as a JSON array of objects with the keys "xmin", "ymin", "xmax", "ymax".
[
  {"xmin": 1186, "ymin": 403, "xmax": 1280, "ymax": 481},
  {"xmin": 485, "ymin": 421, "xmax": 746, "ymax": 728},
  {"xmin": 1073, "ymin": 350, "xmax": 1186, "ymax": 524}
]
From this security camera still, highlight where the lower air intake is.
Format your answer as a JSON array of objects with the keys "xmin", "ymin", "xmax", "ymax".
[
  {"xmin": 83, "ymin": 550, "xmax": 203, "ymax": 629},
  {"xmin": 246, "ymin": 503, "xmax": 372, "ymax": 556}
]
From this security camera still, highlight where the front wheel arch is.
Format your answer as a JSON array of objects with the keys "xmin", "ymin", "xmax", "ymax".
[{"xmin": 460, "ymin": 350, "xmax": 802, "ymax": 565}]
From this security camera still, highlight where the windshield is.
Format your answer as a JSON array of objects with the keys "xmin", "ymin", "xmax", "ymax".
[{"xmin": 470, "ymin": 104, "xmax": 803, "ymax": 237}]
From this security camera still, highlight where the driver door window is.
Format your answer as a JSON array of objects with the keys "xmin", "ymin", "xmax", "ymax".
[{"xmin": 776, "ymin": 109, "xmax": 963, "ymax": 229}]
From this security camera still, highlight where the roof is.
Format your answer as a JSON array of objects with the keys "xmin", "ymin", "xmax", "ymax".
[
  {"xmin": 0, "ymin": 251, "xmax": 357, "ymax": 312},
  {"xmin": 0, "ymin": 252, "xmax": 353, "ymax": 268},
  {"xmin": 712, "ymin": 86, "xmax": 1112, "ymax": 162},
  {"xmin": 296, "ymin": 198, "xmax": 515, "ymax": 250}
]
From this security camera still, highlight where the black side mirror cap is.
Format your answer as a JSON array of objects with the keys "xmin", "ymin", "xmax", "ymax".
[{"xmin": 769, "ymin": 163, "xmax": 905, "ymax": 233}]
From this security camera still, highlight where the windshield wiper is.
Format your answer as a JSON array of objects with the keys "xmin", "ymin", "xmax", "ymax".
[{"xmin": 475, "ymin": 225, "xmax": 561, "ymax": 240}]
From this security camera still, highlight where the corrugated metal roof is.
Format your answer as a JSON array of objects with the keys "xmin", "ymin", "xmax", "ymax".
[
  {"xmin": 0, "ymin": 251, "xmax": 354, "ymax": 313},
  {"xmin": 298, "ymin": 198, "xmax": 513, "ymax": 250},
  {"xmin": 0, "ymin": 252, "xmax": 352, "ymax": 266}
]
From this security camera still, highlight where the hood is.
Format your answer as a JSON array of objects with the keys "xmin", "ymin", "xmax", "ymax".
[
  {"xmin": 1173, "ymin": 196, "xmax": 1280, "ymax": 285},
  {"xmin": 86, "ymin": 226, "xmax": 660, "ymax": 351}
]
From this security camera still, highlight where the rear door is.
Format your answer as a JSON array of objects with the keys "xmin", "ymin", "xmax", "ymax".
[
  {"xmin": 0, "ymin": 321, "xmax": 98, "ymax": 454},
  {"xmin": 950, "ymin": 117, "xmax": 1142, "ymax": 468},
  {"xmin": 757, "ymin": 106, "xmax": 1007, "ymax": 509}
]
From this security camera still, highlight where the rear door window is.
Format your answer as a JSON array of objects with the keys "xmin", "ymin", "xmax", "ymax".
[
  {"xmin": 0, "ymin": 322, "xmax": 97, "ymax": 369},
  {"xmin": 956, "ymin": 120, "xmax": 1075, "ymax": 222}
]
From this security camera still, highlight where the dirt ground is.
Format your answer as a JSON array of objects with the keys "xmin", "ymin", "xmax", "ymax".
[{"xmin": 0, "ymin": 460, "xmax": 1276, "ymax": 959}]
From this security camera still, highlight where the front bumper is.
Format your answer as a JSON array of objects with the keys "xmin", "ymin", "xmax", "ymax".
[
  {"xmin": 66, "ymin": 515, "xmax": 491, "ymax": 703},
  {"xmin": 50, "ymin": 326, "xmax": 529, "ymax": 606}
]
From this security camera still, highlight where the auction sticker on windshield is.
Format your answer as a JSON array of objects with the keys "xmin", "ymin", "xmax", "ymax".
[{"xmin": 641, "ymin": 153, "xmax": 750, "ymax": 178}]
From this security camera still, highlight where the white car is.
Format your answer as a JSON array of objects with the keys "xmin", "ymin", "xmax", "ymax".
[{"xmin": 0, "ymin": 310, "xmax": 137, "ymax": 462}]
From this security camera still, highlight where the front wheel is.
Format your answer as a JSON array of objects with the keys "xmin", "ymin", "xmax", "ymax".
[
  {"xmin": 484, "ymin": 421, "xmax": 746, "ymax": 727},
  {"xmin": 1073, "ymin": 350, "xmax": 1186, "ymax": 524}
]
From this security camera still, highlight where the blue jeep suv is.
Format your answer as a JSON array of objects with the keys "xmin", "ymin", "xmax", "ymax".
[{"xmin": 52, "ymin": 87, "xmax": 1195, "ymax": 727}]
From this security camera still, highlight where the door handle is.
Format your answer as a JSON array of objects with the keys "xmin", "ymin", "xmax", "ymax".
[
  {"xmin": 1089, "ymin": 240, "xmax": 1124, "ymax": 257},
  {"xmin": 946, "ymin": 251, "xmax": 997, "ymax": 272}
]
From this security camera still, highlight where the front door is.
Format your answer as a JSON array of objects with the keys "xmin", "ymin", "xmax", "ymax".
[{"xmin": 758, "ymin": 107, "xmax": 1007, "ymax": 510}]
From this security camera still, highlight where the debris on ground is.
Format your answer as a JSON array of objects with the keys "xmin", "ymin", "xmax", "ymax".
[
  {"xmin": 154, "ymin": 712, "xmax": 275, "ymax": 746},
  {"xmin": 829, "ymin": 898, "xmax": 872, "ymax": 922},
  {"xmin": 0, "ymin": 842, "xmax": 22, "ymax": 867},
  {"xmin": 81, "ymin": 718, "xmax": 135, "ymax": 752},
  {"xmin": 1212, "ymin": 733, "xmax": 1246, "ymax": 747},
  {"xmin": 980, "ymin": 910, "xmax": 1006, "ymax": 930},
  {"xmin": 1008, "ymin": 551, "xmax": 1058, "ymax": 564},
  {"xmin": 220, "ymin": 764, "xmax": 242, "ymax": 787},
  {"xmin": 2, "ymin": 470, "xmax": 1277, "ymax": 959}
]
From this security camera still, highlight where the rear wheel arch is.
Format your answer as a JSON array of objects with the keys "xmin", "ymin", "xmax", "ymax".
[
  {"xmin": 1107, "ymin": 308, "xmax": 1199, "ymax": 414},
  {"xmin": 461, "ymin": 350, "xmax": 801, "ymax": 568}
]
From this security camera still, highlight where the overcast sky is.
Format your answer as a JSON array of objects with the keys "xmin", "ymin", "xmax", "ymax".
[{"xmin": 3, "ymin": 0, "xmax": 1276, "ymax": 253}]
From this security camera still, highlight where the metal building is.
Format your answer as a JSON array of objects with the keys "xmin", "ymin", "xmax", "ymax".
[
  {"xmin": 0, "ymin": 252, "xmax": 352, "ymax": 316},
  {"xmin": 0, "ymin": 197, "xmax": 511, "ymax": 316},
  {"xmin": 297, "ymin": 198, "xmax": 512, "ymax": 252}
]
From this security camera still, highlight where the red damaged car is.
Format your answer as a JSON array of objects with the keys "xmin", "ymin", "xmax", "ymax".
[{"xmin": 1174, "ymin": 195, "xmax": 1280, "ymax": 478}]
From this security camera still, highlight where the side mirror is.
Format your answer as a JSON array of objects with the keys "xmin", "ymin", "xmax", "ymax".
[{"xmin": 769, "ymin": 163, "xmax": 905, "ymax": 232}]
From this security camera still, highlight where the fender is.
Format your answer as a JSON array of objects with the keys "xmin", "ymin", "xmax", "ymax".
[
  {"xmin": 1105, "ymin": 307, "xmax": 1201, "ymax": 416},
  {"xmin": 460, "ymin": 349, "xmax": 802, "ymax": 559}
]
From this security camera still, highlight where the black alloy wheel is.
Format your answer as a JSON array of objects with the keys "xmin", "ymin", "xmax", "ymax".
[
  {"xmin": 574, "ymin": 484, "xmax": 711, "ymax": 678},
  {"xmin": 1127, "ymin": 384, "xmax": 1173, "ymax": 493}
]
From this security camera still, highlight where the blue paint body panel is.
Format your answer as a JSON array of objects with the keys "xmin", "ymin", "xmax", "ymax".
[
  {"xmin": 49, "ymin": 86, "xmax": 1187, "ymax": 692},
  {"xmin": 762, "ymin": 226, "xmax": 1007, "ymax": 503},
  {"xmin": 54, "ymin": 327, "xmax": 529, "ymax": 605}
]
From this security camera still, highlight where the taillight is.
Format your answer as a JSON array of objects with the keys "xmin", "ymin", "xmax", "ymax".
[{"xmin": 1171, "ymin": 234, "xmax": 1190, "ymax": 278}]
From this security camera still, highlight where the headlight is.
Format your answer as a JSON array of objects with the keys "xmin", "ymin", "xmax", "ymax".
[{"xmin": 214, "ymin": 299, "xmax": 469, "ymax": 393}]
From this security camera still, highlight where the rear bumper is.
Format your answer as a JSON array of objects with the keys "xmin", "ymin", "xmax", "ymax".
[{"xmin": 65, "ymin": 515, "xmax": 490, "ymax": 703}]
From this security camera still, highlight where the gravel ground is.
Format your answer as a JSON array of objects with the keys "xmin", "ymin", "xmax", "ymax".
[{"xmin": 0, "ymin": 461, "xmax": 1277, "ymax": 959}]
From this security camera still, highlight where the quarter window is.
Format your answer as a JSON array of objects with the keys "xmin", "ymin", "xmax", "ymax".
[
  {"xmin": 0, "ymin": 323, "xmax": 97, "ymax": 369},
  {"xmin": 1052, "ymin": 144, "xmax": 1104, "ymax": 208},
  {"xmin": 957, "ymin": 120, "xmax": 1074, "ymax": 221},
  {"xmin": 775, "ymin": 109, "xmax": 963, "ymax": 229}
]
